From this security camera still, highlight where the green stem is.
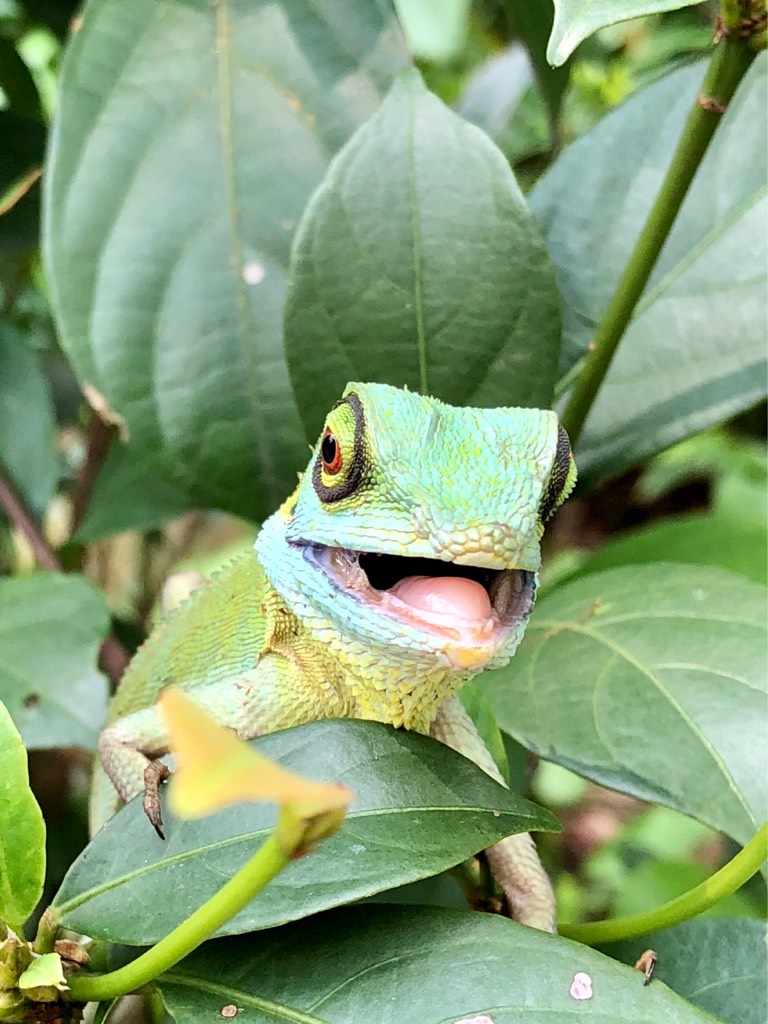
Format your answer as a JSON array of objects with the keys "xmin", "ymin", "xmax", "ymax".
[
  {"xmin": 66, "ymin": 831, "xmax": 291, "ymax": 1003},
  {"xmin": 560, "ymin": 30, "xmax": 756, "ymax": 446},
  {"xmin": 560, "ymin": 821, "xmax": 768, "ymax": 946},
  {"xmin": 33, "ymin": 910, "xmax": 58, "ymax": 955}
]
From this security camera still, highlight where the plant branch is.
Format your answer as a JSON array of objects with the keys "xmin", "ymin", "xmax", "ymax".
[
  {"xmin": 0, "ymin": 456, "xmax": 60, "ymax": 571},
  {"xmin": 560, "ymin": 820, "xmax": 768, "ymax": 945},
  {"xmin": 0, "ymin": 455, "xmax": 130, "ymax": 686},
  {"xmin": 560, "ymin": 29, "xmax": 757, "ymax": 447},
  {"xmin": 70, "ymin": 413, "xmax": 117, "ymax": 534},
  {"xmin": 65, "ymin": 826, "xmax": 293, "ymax": 1003}
]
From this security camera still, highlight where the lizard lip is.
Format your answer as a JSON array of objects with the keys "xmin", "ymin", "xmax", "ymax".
[{"xmin": 305, "ymin": 544, "xmax": 535, "ymax": 649}]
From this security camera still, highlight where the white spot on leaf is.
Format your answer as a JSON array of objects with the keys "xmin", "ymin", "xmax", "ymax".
[
  {"xmin": 454, "ymin": 1016, "xmax": 494, "ymax": 1024},
  {"xmin": 242, "ymin": 261, "xmax": 266, "ymax": 285},
  {"xmin": 570, "ymin": 971, "xmax": 593, "ymax": 1000}
]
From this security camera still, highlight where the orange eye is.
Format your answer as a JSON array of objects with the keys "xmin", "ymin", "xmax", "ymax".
[{"xmin": 321, "ymin": 430, "xmax": 343, "ymax": 474}]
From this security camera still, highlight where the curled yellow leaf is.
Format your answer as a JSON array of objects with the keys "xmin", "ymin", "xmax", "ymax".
[{"xmin": 158, "ymin": 689, "xmax": 351, "ymax": 820}]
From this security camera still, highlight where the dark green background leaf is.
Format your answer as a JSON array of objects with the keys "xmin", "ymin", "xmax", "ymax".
[
  {"xmin": 285, "ymin": 68, "xmax": 560, "ymax": 440},
  {"xmin": 158, "ymin": 904, "xmax": 718, "ymax": 1022},
  {"xmin": 0, "ymin": 320, "xmax": 57, "ymax": 518},
  {"xmin": 54, "ymin": 720, "xmax": 558, "ymax": 944},
  {"xmin": 533, "ymin": 57, "xmax": 767, "ymax": 485},
  {"xmin": 0, "ymin": 110, "xmax": 44, "ymax": 282},
  {"xmin": 73, "ymin": 445, "xmax": 190, "ymax": 542},
  {"xmin": 0, "ymin": 700, "xmax": 46, "ymax": 931},
  {"xmin": 603, "ymin": 917, "xmax": 767, "ymax": 1024},
  {"xmin": 480, "ymin": 564, "xmax": 767, "ymax": 848},
  {"xmin": 0, "ymin": 573, "xmax": 109, "ymax": 750},
  {"xmin": 0, "ymin": 37, "xmax": 43, "ymax": 122},
  {"xmin": 44, "ymin": 0, "xmax": 410, "ymax": 519},
  {"xmin": 505, "ymin": 0, "xmax": 570, "ymax": 130}
]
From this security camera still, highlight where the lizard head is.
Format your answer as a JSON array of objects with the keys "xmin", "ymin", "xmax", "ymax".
[{"xmin": 264, "ymin": 382, "xmax": 575, "ymax": 672}]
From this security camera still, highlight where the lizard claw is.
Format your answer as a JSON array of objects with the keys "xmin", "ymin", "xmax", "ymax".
[{"xmin": 143, "ymin": 761, "xmax": 171, "ymax": 839}]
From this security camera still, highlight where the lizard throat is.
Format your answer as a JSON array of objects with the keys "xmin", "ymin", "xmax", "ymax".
[{"xmin": 301, "ymin": 543, "xmax": 535, "ymax": 659}]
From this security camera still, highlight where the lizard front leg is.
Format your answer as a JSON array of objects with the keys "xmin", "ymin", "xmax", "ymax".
[
  {"xmin": 93, "ymin": 652, "xmax": 345, "ymax": 834},
  {"xmin": 429, "ymin": 694, "xmax": 556, "ymax": 933}
]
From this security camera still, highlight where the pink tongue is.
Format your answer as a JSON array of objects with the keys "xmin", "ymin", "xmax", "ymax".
[{"xmin": 390, "ymin": 575, "xmax": 492, "ymax": 621}]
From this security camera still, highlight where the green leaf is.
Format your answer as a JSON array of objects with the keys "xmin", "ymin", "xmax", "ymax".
[
  {"xmin": 611, "ymin": 859, "xmax": 758, "ymax": 919},
  {"xmin": 285, "ymin": 67, "xmax": 560, "ymax": 440},
  {"xmin": 52, "ymin": 720, "xmax": 558, "ymax": 944},
  {"xmin": 0, "ymin": 700, "xmax": 45, "ymax": 932},
  {"xmin": 0, "ymin": 573, "xmax": 109, "ymax": 751},
  {"xmin": 458, "ymin": 680, "xmax": 509, "ymax": 783},
  {"xmin": 578, "ymin": 512, "xmax": 768, "ymax": 586},
  {"xmin": 393, "ymin": 0, "xmax": 471, "ymax": 62},
  {"xmin": 0, "ymin": 321, "xmax": 57, "ymax": 519},
  {"xmin": 457, "ymin": 43, "xmax": 534, "ymax": 139},
  {"xmin": 548, "ymin": 0, "xmax": 703, "ymax": 66},
  {"xmin": 158, "ymin": 904, "xmax": 718, "ymax": 1022},
  {"xmin": 532, "ymin": 57, "xmax": 767, "ymax": 485},
  {"xmin": 505, "ymin": 0, "xmax": 571, "ymax": 129},
  {"xmin": 74, "ymin": 445, "xmax": 190, "ymax": 542},
  {"xmin": 0, "ymin": 36, "xmax": 44, "ymax": 122},
  {"xmin": 602, "ymin": 917, "xmax": 767, "ymax": 1024},
  {"xmin": 480, "ymin": 564, "xmax": 768, "ymax": 848},
  {"xmin": 18, "ymin": 952, "xmax": 67, "ymax": 994},
  {"xmin": 43, "ymin": 0, "xmax": 410, "ymax": 520}
]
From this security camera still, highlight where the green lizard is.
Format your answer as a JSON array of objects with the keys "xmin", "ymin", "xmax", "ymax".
[{"xmin": 92, "ymin": 381, "xmax": 576, "ymax": 932}]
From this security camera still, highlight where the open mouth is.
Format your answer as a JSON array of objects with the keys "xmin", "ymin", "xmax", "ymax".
[{"xmin": 304, "ymin": 544, "xmax": 535, "ymax": 649}]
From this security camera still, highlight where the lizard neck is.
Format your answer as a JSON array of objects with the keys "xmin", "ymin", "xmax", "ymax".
[{"xmin": 255, "ymin": 507, "xmax": 477, "ymax": 732}]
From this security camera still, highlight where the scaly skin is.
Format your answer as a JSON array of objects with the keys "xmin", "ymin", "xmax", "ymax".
[{"xmin": 94, "ymin": 382, "xmax": 576, "ymax": 931}]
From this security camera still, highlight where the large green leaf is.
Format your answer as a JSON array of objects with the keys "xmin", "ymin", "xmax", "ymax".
[
  {"xmin": 158, "ymin": 904, "xmax": 717, "ymax": 1022},
  {"xmin": 0, "ymin": 574, "xmax": 109, "ymax": 751},
  {"xmin": 480, "ymin": 564, "xmax": 767, "ymax": 848},
  {"xmin": 53, "ymin": 720, "xmax": 557, "ymax": 944},
  {"xmin": 603, "ymin": 918, "xmax": 767, "ymax": 1024},
  {"xmin": 285, "ymin": 68, "xmax": 560, "ymax": 440},
  {"xmin": 0, "ymin": 321, "xmax": 57, "ymax": 519},
  {"xmin": 579, "ymin": 512, "xmax": 768, "ymax": 586},
  {"xmin": 532, "ymin": 57, "xmax": 767, "ymax": 485},
  {"xmin": 43, "ymin": 0, "xmax": 410, "ymax": 519},
  {"xmin": 0, "ymin": 700, "xmax": 45, "ymax": 932},
  {"xmin": 548, "ymin": 0, "xmax": 703, "ymax": 66}
]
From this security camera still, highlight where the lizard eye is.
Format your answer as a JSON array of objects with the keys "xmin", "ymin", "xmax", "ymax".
[
  {"xmin": 321, "ymin": 430, "xmax": 343, "ymax": 474},
  {"xmin": 539, "ymin": 425, "xmax": 576, "ymax": 523}
]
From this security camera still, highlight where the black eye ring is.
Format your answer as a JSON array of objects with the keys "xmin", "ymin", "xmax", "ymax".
[
  {"xmin": 539, "ymin": 425, "xmax": 573, "ymax": 523},
  {"xmin": 312, "ymin": 394, "xmax": 366, "ymax": 503}
]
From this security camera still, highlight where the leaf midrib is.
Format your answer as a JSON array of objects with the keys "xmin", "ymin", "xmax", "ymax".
[{"xmin": 53, "ymin": 802, "xmax": 539, "ymax": 916}]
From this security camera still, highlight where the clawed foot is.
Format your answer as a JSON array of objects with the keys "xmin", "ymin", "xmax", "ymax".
[
  {"xmin": 634, "ymin": 950, "xmax": 658, "ymax": 985},
  {"xmin": 143, "ymin": 761, "xmax": 171, "ymax": 838}
]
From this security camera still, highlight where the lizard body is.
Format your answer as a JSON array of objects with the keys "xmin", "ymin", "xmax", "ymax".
[{"xmin": 94, "ymin": 382, "xmax": 576, "ymax": 931}]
